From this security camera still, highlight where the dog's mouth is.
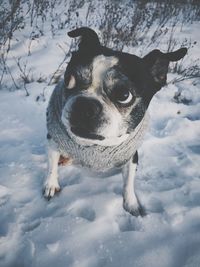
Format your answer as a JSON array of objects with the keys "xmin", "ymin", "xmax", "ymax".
[{"xmin": 71, "ymin": 126, "xmax": 105, "ymax": 140}]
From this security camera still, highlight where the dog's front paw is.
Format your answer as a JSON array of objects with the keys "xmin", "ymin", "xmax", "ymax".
[
  {"xmin": 123, "ymin": 199, "xmax": 146, "ymax": 217},
  {"xmin": 44, "ymin": 180, "xmax": 61, "ymax": 200}
]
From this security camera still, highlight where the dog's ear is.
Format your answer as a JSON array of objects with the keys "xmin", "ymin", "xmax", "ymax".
[
  {"xmin": 143, "ymin": 48, "xmax": 187, "ymax": 87},
  {"xmin": 68, "ymin": 27, "xmax": 101, "ymax": 53}
]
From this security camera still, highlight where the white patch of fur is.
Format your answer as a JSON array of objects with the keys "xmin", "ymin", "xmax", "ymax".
[
  {"xmin": 90, "ymin": 55, "xmax": 118, "ymax": 90},
  {"xmin": 122, "ymin": 160, "xmax": 139, "ymax": 211},
  {"xmin": 67, "ymin": 75, "xmax": 76, "ymax": 89},
  {"xmin": 97, "ymin": 102, "xmax": 129, "ymax": 145},
  {"xmin": 44, "ymin": 140, "xmax": 61, "ymax": 197}
]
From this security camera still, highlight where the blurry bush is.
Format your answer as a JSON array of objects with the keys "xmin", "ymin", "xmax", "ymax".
[{"xmin": 0, "ymin": 0, "xmax": 200, "ymax": 90}]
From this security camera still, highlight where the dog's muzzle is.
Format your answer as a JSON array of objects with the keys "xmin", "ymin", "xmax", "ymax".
[{"xmin": 69, "ymin": 96, "xmax": 105, "ymax": 140}]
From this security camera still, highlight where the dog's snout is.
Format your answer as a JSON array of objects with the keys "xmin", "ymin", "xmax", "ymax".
[{"xmin": 70, "ymin": 97, "xmax": 102, "ymax": 130}]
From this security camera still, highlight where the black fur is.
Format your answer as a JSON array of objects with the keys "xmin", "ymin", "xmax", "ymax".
[
  {"xmin": 47, "ymin": 133, "xmax": 51, "ymax": 140},
  {"xmin": 64, "ymin": 27, "xmax": 187, "ymax": 136},
  {"xmin": 132, "ymin": 151, "xmax": 138, "ymax": 164}
]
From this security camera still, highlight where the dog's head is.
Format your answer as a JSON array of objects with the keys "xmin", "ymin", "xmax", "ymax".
[{"xmin": 61, "ymin": 27, "xmax": 187, "ymax": 146}]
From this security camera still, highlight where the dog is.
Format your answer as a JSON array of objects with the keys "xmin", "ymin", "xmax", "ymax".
[{"xmin": 44, "ymin": 27, "xmax": 187, "ymax": 216}]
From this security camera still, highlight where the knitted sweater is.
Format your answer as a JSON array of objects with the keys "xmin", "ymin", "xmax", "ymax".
[{"xmin": 47, "ymin": 81, "xmax": 148, "ymax": 172}]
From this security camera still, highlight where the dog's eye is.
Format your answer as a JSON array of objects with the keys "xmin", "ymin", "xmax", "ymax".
[
  {"xmin": 117, "ymin": 91, "xmax": 133, "ymax": 104},
  {"xmin": 113, "ymin": 87, "xmax": 133, "ymax": 105},
  {"xmin": 66, "ymin": 75, "xmax": 76, "ymax": 89}
]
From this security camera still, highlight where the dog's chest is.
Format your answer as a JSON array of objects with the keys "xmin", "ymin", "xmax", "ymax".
[{"xmin": 47, "ymin": 82, "xmax": 148, "ymax": 172}]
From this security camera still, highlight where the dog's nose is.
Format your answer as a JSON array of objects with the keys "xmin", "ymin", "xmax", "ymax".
[{"xmin": 70, "ymin": 97, "xmax": 102, "ymax": 129}]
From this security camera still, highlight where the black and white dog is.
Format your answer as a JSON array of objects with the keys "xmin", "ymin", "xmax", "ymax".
[{"xmin": 44, "ymin": 27, "xmax": 187, "ymax": 216}]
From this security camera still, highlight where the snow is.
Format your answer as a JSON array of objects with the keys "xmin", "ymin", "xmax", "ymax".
[{"xmin": 0, "ymin": 2, "xmax": 200, "ymax": 267}]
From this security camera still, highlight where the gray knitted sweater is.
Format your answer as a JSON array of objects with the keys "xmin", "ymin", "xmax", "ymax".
[{"xmin": 47, "ymin": 81, "xmax": 148, "ymax": 172}]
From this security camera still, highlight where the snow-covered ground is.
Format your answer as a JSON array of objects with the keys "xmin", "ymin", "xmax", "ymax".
[{"xmin": 0, "ymin": 2, "xmax": 200, "ymax": 267}]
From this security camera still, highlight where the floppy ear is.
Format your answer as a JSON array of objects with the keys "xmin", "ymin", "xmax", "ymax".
[
  {"xmin": 143, "ymin": 48, "xmax": 187, "ymax": 87},
  {"xmin": 68, "ymin": 27, "xmax": 101, "ymax": 53}
]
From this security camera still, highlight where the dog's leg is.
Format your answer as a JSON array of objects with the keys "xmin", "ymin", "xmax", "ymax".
[
  {"xmin": 44, "ymin": 141, "xmax": 61, "ymax": 199},
  {"xmin": 122, "ymin": 151, "xmax": 145, "ymax": 216}
]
